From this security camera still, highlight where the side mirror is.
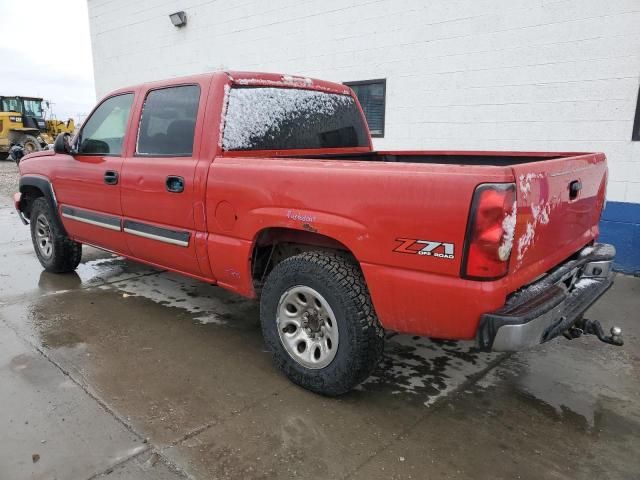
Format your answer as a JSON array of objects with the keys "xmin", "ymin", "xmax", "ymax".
[{"xmin": 54, "ymin": 133, "xmax": 74, "ymax": 154}]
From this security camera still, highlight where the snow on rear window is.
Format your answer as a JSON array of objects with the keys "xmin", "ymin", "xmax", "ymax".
[{"xmin": 222, "ymin": 87, "xmax": 369, "ymax": 151}]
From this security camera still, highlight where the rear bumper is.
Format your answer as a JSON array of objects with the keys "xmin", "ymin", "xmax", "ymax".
[{"xmin": 478, "ymin": 243, "xmax": 615, "ymax": 351}]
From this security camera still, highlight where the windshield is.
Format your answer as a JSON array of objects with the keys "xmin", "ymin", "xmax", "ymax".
[
  {"xmin": 22, "ymin": 99, "xmax": 43, "ymax": 118},
  {"xmin": 222, "ymin": 87, "xmax": 369, "ymax": 151}
]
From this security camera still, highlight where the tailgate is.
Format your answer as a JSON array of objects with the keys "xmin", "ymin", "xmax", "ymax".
[{"xmin": 510, "ymin": 153, "xmax": 607, "ymax": 285}]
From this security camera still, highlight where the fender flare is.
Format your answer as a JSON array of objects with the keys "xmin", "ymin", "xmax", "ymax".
[{"xmin": 18, "ymin": 175, "xmax": 68, "ymax": 235}]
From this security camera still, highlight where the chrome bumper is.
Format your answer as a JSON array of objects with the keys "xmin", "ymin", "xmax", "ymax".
[{"xmin": 477, "ymin": 243, "xmax": 616, "ymax": 351}]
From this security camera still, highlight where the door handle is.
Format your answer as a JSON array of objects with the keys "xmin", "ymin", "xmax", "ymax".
[
  {"xmin": 166, "ymin": 176, "xmax": 184, "ymax": 193},
  {"xmin": 104, "ymin": 170, "xmax": 119, "ymax": 185}
]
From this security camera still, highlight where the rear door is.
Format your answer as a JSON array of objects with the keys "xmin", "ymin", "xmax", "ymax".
[
  {"xmin": 54, "ymin": 93, "xmax": 135, "ymax": 254},
  {"xmin": 120, "ymin": 83, "xmax": 207, "ymax": 277},
  {"xmin": 509, "ymin": 154, "xmax": 607, "ymax": 283}
]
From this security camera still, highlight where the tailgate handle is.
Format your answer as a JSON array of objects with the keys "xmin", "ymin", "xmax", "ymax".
[{"xmin": 569, "ymin": 180, "xmax": 582, "ymax": 200}]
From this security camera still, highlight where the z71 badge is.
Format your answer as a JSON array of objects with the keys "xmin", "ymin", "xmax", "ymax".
[{"xmin": 393, "ymin": 238, "xmax": 455, "ymax": 260}]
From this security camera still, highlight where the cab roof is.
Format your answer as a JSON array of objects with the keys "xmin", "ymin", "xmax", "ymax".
[{"xmin": 106, "ymin": 71, "xmax": 352, "ymax": 98}]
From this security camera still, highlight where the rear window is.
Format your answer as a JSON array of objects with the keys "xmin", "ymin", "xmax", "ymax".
[{"xmin": 222, "ymin": 87, "xmax": 369, "ymax": 151}]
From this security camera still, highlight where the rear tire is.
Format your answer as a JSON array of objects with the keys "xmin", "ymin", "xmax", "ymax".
[
  {"xmin": 260, "ymin": 251, "xmax": 384, "ymax": 396},
  {"xmin": 29, "ymin": 197, "xmax": 82, "ymax": 273}
]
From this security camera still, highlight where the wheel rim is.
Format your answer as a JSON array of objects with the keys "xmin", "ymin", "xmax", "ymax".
[
  {"xmin": 276, "ymin": 285, "xmax": 339, "ymax": 369},
  {"xmin": 35, "ymin": 214, "xmax": 53, "ymax": 259},
  {"xmin": 24, "ymin": 141, "xmax": 38, "ymax": 153}
]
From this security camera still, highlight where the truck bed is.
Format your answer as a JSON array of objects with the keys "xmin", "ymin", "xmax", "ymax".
[{"xmin": 279, "ymin": 150, "xmax": 585, "ymax": 167}]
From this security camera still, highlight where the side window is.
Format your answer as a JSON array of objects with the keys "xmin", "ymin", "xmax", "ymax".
[
  {"xmin": 78, "ymin": 93, "xmax": 134, "ymax": 155},
  {"xmin": 344, "ymin": 79, "xmax": 386, "ymax": 137},
  {"xmin": 136, "ymin": 85, "xmax": 200, "ymax": 156}
]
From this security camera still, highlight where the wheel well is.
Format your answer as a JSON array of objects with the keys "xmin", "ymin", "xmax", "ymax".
[
  {"xmin": 251, "ymin": 227, "xmax": 356, "ymax": 292},
  {"xmin": 19, "ymin": 185, "xmax": 45, "ymax": 219}
]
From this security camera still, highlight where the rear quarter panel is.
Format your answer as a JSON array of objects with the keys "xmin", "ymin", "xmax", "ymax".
[{"xmin": 206, "ymin": 157, "xmax": 513, "ymax": 338}]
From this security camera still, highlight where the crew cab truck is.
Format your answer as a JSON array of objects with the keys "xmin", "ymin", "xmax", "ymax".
[{"xmin": 14, "ymin": 71, "xmax": 621, "ymax": 395}]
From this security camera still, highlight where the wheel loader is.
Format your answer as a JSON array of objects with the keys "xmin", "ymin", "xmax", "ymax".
[{"xmin": 0, "ymin": 96, "xmax": 75, "ymax": 158}]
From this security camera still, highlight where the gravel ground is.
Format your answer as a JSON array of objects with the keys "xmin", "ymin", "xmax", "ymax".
[{"xmin": 0, "ymin": 160, "xmax": 19, "ymax": 199}]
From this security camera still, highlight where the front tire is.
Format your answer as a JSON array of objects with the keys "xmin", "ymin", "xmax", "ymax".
[
  {"xmin": 29, "ymin": 197, "xmax": 82, "ymax": 273},
  {"xmin": 22, "ymin": 135, "xmax": 41, "ymax": 154},
  {"xmin": 260, "ymin": 251, "xmax": 384, "ymax": 396}
]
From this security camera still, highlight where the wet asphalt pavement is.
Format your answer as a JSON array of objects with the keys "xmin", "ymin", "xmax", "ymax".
[{"xmin": 0, "ymin": 161, "xmax": 638, "ymax": 479}]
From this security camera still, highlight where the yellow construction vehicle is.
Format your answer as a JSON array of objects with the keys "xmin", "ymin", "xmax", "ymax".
[{"xmin": 0, "ymin": 96, "xmax": 75, "ymax": 156}]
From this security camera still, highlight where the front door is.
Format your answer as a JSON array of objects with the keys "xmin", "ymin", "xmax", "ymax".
[
  {"xmin": 54, "ymin": 93, "xmax": 135, "ymax": 254},
  {"xmin": 120, "ymin": 84, "xmax": 205, "ymax": 277}
]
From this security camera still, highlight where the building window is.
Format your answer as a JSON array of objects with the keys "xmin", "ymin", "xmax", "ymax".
[
  {"xmin": 633, "ymin": 85, "xmax": 640, "ymax": 141},
  {"xmin": 344, "ymin": 79, "xmax": 386, "ymax": 137}
]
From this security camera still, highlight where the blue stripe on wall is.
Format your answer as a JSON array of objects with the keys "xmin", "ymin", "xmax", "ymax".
[{"xmin": 599, "ymin": 201, "xmax": 640, "ymax": 275}]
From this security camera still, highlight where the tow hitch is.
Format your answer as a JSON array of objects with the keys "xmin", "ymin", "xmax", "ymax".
[{"xmin": 564, "ymin": 318, "xmax": 624, "ymax": 346}]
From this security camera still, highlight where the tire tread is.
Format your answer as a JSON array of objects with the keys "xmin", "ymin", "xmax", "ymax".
[
  {"xmin": 30, "ymin": 197, "xmax": 82, "ymax": 273},
  {"xmin": 260, "ymin": 250, "xmax": 384, "ymax": 396}
]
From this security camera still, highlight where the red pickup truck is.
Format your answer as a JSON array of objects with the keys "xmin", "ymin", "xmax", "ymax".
[{"xmin": 14, "ymin": 71, "xmax": 620, "ymax": 395}]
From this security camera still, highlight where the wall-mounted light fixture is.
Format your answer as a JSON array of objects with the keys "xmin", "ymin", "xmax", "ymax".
[{"xmin": 169, "ymin": 11, "xmax": 187, "ymax": 28}]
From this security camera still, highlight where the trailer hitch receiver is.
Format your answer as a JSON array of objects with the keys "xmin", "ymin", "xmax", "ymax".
[{"xmin": 564, "ymin": 318, "xmax": 623, "ymax": 346}]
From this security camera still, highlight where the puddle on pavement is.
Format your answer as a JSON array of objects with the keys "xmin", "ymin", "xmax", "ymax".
[
  {"xmin": 0, "ymin": 215, "xmax": 534, "ymax": 415},
  {"xmin": 1, "ymin": 200, "xmax": 503, "ymax": 410},
  {"xmin": 2, "ymin": 256, "xmax": 503, "ymax": 413},
  {"xmin": 0, "ymin": 248, "xmax": 156, "ymax": 302},
  {"xmin": 360, "ymin": 333, "xmax": 502, "ymax": 406},
  {"xmin": 476, "ymin": 342, "xmax": 640, "ymax": 432},
  {"xmin": 96, "ymin": 271, "xmax": 257, "ymax": 326},
  {"xmin": 1, "ymin": 249, "xmax": 498, "ymax": 412}
]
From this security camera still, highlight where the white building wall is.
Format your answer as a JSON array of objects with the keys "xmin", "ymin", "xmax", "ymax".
[{"xmin": 88, "ymin": 0, "xmax": 640, "ymax": 203}]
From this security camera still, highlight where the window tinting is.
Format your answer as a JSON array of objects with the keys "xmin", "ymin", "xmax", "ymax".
[
  {"xmin": 344, "ymin": 80, "xmax": 386, "ymax": 137},
  {"xmin": 78, "ymin": 93, "xmax": 134, "ymax": 155},
  {"xmin": 222, "ymin": 87, "xmax": 369, "ymax": 151},
  {"xmin": 633, "ymin": 85, "xmax": 640, "ymax": 141},
  {"xmin": 137, "ymin": 85, "xmax": 200, "ymax": 156}
]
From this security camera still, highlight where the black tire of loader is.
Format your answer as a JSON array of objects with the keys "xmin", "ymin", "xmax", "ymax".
[{"xmin": 22, "ymin": 135, "xmax": 41, "ymax": 154}]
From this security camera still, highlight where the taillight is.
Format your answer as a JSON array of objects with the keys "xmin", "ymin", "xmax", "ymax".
[{"xmin": 461, "ymin": 183, "xmax": 517, "ymax": 280}]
